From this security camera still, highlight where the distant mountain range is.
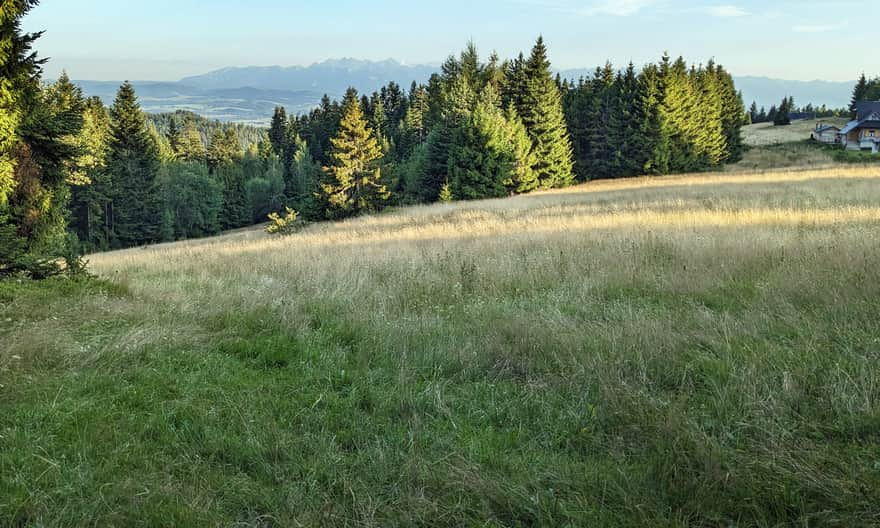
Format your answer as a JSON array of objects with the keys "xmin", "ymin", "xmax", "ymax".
[{"xmin": 71, "ymin": 59, "xmax": 856, "ymax": 124}]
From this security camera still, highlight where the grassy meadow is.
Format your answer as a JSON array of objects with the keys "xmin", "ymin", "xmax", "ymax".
[{"xmin": 3, "ymin": 166, "xmax": 880, "ymax": 526}]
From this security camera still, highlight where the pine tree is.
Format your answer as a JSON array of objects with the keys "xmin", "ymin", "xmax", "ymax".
[
  {"xmin": 321, "ymin": 88, "xmax": 389, "ymax": 218},
  {"xmin": 106, "ymin": 81, "xmax": 161, "ymax": 247},
  {"xmin": 519, "ymin": 37, "xmax": 574, "ymax": 189}
]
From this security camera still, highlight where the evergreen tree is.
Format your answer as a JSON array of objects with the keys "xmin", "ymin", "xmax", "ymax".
[
  {"xmin": 519, "ymin": 37, "xmax": 574, "ymax": 188},
  {"xmin": 638, "ymin": 63, "xmax": 668, "ymax": 175},
  {"xmin": 850, "ymin": 73, "xmax": 869, "ymax": 118},
  {"xmin": 588, "ymin": 63, "xmax": 624, "ymax": 179},
  {"xmin": 774, "ymin": 96, "xmax": 792, "ymax": 126},
  {"xmin": 448, "ymin": 87, "xmax": 507, "ymax": 200},
  {"xmin": 207, "ymin": 127, "xmax": 243, "ymax": 171},
  {"xmin": 106, "ymin": 81, "xmax": 161, "ymax": 247},
  {"xmin": 215, "ymin": 162, "xmax": 250, "ymax": 229},
  {"xmin": 287, "ymin": 137, "xmax": 323, "ymax": 220},
  {"xmin": 321, "ymin": 88, "xmax": 389, "ymax": 218},
  {"xmin": 503, "ymin": 53, "xmax": 528, "ymax": 112},
  {"xmin": 175, "ymin": 119, "xmax": 206, "ymax": 163},
  {"xmin": 69, "ymin": 96, "xmax": 112, "ymax": 249},
  {"xmin": 715, "ymin": 64, "xmax": 746, "ymax": 162},
  {"xmin": 268, "ymin": 106, "xmax": 288, "ymax": 157},
  {"xmin": 399, "ymin": 83, "xmax": 429, "ymax": 157},
  {"xmin": 157, "ymin": 162, "xmax": 223, "ymax": 240},
  {"xmin": 2, "ymin": 2, "xmax": 87, "ymax": 275}
]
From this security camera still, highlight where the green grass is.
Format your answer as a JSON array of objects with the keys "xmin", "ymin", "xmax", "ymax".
[{"xmin": 3, "ymin": 168, "xmax": 880, "ymax": 526}]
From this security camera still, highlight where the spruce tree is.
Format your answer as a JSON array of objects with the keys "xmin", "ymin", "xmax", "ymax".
[
  {"xmin": 175, "ymin": 119, "xmax": 206, "ymax": 163},
  {"xmin": 617, "ymin": 63, "xmax": 650, "ymax": 177},
  {"xmin": 321, "ymin": 88, "xmax": 389, "ymax": 218},
  {"xmin": 774, "ymin": 96, "xmax": 792, "ymax": 126},
  {"xmin": 448, "ymin": 87, "xmax": 509, "ymax": 200},
  {"xmin": 106, "ymin": 81, "xmax": 161, "ymax": 248},
  {"xmin": 268, "ymin": 106, "xmax": 288, "ymax": 157},
  {"xmin": 2, "ymin": 1, "xmax": 88, "ymax": 275},
  {"xmin": 588, "ymin": 63, "xmax": 624, "ymax": 179},
  {"xmin": 715, "ymin": 64, "xmax": 746, "ymax": 162},
  {"xmin": 503, "ymin": 53, "xmax": 528, "ymax": 112},
  {"xmin": 850, "ymin": 74, "xmax": 869, "ymax": 118},
  {"xmin": 519, "ymin": 37, "xmax": 574, "ymax": 189},
  {"xmin": 69, "ymin": 96, "xmax": 112, "ymax": 249},
  {"xmin": 207, "ymin": 128, "xmax": 243, "ymax": 171},
  {"xmin": 287, "ymin": 137, "xmax": 323, "ymax": 220},
  {"xmin": 503, "ymin": 105, "xmax": 539, "ymax": 194}
]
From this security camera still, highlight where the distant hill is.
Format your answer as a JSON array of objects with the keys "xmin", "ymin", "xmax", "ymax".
[
  {"xmin": 73, "ymin": 60, "xmax": 856, "ymax": 124},
  {"xmin": 74, "ymin": 80, "xmax": 323, "ymax": 125},
  {"xmin": 180, "ymin": 58, "xmax": 437, "ymax": 95},
  {"xmin": 733, "ymin": 76, "xmax": 853, "ymax": 110}
]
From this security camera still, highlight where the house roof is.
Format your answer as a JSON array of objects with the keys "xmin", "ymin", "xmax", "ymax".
[
  {"xmin": 815, "ymin": 124, "xmax": 840, "ymax": 133},
  {"xmin": 840, "ymin": 120, "xmax": 860, "ymax": 134},
  {"xmin": 855, "ymin": 101, "xmax": 880, "ymax": 121},
  {"xmin": 839, "ymin": 115, "xmax": 880, "ymax": 135}
]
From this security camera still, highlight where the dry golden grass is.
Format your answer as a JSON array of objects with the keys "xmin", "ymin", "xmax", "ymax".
[
  {"xmin": 90, "ymin": 166, "xmax": 880, "ymax": 285},
  {"xmin": 742, "ymin": 117, "xmax": 849, "ymax": 147}
]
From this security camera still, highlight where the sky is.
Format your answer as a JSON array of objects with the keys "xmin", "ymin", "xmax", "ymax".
[{"xmin": 22, "ymin": 0, "xmax": 877, "ymax": 82}]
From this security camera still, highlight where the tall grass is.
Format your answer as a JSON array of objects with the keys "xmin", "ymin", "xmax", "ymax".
[{"xmin": 2, "ymin": 166, "xmax": 880, "ymax": 526}]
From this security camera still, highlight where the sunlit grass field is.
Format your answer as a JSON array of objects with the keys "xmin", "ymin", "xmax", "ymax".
[{"xmin": 3, "ymin": 166, "xmax": 880, "ymax": 526}]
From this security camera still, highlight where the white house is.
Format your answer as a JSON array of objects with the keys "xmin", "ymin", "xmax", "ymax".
[{"xmin": 811, "ymin": 123, "xmax": 841, "ymax": 144}]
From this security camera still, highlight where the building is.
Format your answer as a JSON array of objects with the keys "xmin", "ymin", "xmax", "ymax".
[
  {"xmin": 811, "ymin": 123, "xmax": 841, "ymax": 144},
  {"xmin": 839, "ymin": 102, "xmax": 880, "ymax": 153}
]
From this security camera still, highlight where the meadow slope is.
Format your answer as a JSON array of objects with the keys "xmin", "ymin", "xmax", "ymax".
[{"xmin": 2, "ymin": 166, "xmax": 880, "ymax": 526}]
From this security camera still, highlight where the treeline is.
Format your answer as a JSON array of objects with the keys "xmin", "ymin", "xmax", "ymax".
[
  {"xmin": 747, "ymin": 74, "xmax": 880, "ymax": 126},
  {"xmin": 562, "ymin": 57, "xmax": 745, "ymax": 178},
  {"xmin": 3, "ymin": 0, "xmax": 752, "ymax": 274},
  {"xmin": 748, "ymin": 98, "xmax": 848, "ymax": 125},
  {"xmin": 149, "ymin": 111, "xmax": 265, "ymax": 156},
  {"xmin": 268, "ymin": 41, "xmax": 747, "ymax": 221},
  {"xmin": 66, "ymin": 81, "xmax": 285, "ymax": 250}
]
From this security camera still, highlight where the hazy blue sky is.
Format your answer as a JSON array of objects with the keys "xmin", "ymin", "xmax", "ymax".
[{"xmin": 23, "ymin": 0, "xmax": 876, "ymax": 82}]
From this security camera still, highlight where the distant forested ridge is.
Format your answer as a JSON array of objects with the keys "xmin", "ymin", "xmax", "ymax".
[{"xmin": 148, "ymin": 111, "xmax": 266, "ymax": 153}]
